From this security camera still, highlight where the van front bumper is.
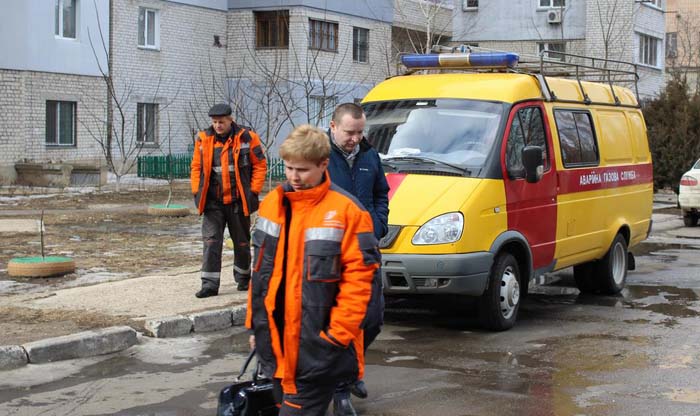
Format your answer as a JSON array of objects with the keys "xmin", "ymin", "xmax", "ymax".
[{"xmin": 381, "ymin": 252, "xmax": 493, "ymax": 295}]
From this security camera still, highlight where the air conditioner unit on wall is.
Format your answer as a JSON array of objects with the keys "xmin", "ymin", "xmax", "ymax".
[{"xmin": 547, "ymin": 9, "xmax": 562, "ymax": 24}]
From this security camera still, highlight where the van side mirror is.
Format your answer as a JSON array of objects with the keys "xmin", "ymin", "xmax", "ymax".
[{"xmin": 522, "ymin": 145, "xmax": 544, "ymax": 183}]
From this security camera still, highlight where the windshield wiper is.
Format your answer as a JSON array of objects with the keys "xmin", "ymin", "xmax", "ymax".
[{"xmin": 383, "ymin": 156, "xmax": 472, "ymax": 175}]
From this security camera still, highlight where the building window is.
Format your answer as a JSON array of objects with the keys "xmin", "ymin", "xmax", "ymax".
[
  {"xmin": 309, "ymin": 19, "xmax": 338, "ymax": 52},
  {"xmin": 638, "ymin": 33, "xmax": 659, "ymax": 66},
  {"xmin": 538, "ymin": 42, "xmax": 566, "ymax": 61},
  {"xmin": 539, "ymin": 0, "xmax": 565, "ymax": 7},
  {"xmin": 309, "ymin": 96, "xmax": 337, "ymax": 128},
  {"xmin": 137, "ymin": 103, "xmax": 158, "ymax": 144},
  {"xmin": 46, "ymin": 101, "xmax": 76, "ymax": 146},
  {"xmin": 255, "ymin": 10, "xmax": 289, "ymax": 48},
  {"xmin": 55, "ymin": 0, "xmax": 77, "ymax": 39},
  {"xmin": 138, "ymin": 8, "xmax": 159, "ymax": 49},
  {"xmin": 353, "ymin": 27, "xmax": 369, "ymax": 63},
  {"xmin": 463, "ymin": 0, "xmax": 479, "ymax": 10},
  {"xmin": 554, "ymin": 110, "xmax": 599, "ymax": 167},
  {"xmin": 666, "ymin": 32, "xmax": 677, "ymax": 58},
  {"xmin": 643, "ymin": 0, "xmax": 662, "ymax": 8}
]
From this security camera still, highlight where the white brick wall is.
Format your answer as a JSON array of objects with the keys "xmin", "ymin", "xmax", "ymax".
[
  {"xmin": 0, "ymin": 69, "xmax": 106, "ymax": 170},
  {"xmin": 393, "ymin": 0, "xmax": 453, "ymax": 36},
  {"xmin": 111, "ymin": 0, "xmax": 228, "ymax": 163}
]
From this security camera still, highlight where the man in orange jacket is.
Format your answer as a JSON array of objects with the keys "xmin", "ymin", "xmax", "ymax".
[
  {"xmin": 246, "ymin": 125, "xmax": 380, "ymax": 416},
  {"xmin": 191, "ymin": 103, "xmax": 267, "ymax": 298}
]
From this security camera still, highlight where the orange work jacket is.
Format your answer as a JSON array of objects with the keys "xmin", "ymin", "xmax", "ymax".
[
  {"xmin": 245, "ymin": 177, "xmax": 380, "ymax": 394},
  {"xmin": 190, "ymin": 124, "xmax": 267, "ymax": 215}
]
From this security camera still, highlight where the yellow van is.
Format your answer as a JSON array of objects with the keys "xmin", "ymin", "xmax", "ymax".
[{"xmin": 363, "ymin": 50, "xmax": 653, "ymax": 330}]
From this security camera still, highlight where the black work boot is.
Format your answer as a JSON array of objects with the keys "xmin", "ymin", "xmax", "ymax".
[
  {"xmin": 236, "ymin": 280, "xmax": 249, "ymax": 291},
  {"xmin": 195, "ymin": 287, "xmax": 218, "ymax": 298},
  {"xmin": 351, "ymin": 380, "xmax": 368, "ymax": 399},
  {"xmin": 333, "ymin": 392, "xmax": 358, "ymax": 416}
]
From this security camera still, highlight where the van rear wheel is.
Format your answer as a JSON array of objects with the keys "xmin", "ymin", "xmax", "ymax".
[
  {"xmin": 596, "ymin": 234, "xmax": 628, "ymax": 295},
  {"xmin": 478, "ymin": 252, "xmax": 520, "ymax": 331}
]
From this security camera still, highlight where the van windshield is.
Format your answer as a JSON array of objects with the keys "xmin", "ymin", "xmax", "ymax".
[{"xmin": 363, "ymin": 99, "xmax": 504, "ymax": 174}]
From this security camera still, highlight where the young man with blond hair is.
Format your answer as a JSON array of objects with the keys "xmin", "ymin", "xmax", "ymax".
[{"xmin": 246, "ymin": 125, "xmax": 380, "ymax": 416}]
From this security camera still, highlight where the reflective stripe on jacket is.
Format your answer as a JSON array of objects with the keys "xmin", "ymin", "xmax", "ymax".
[
  {"xmin": 190, "ymin": 124, "xmax": 267, "ymax": 215},
  {"xmin": 245, "ymin": 177, "xmax": 380, "ymax": 394}
]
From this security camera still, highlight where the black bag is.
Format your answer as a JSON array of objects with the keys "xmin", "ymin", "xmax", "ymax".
[{"xmin": 217, "ymin": 349, "xmax": 278, "ymax": 416}]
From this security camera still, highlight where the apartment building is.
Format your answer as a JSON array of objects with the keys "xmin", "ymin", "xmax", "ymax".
[
  {"xmin": 665, "ymin": 0, "xmax": 700, "ymax": 90},
  {"xmin": 0, "ymin": 0, "xmax": 110, "ymax": 184},
  {"xmin": 0, "ymin": 0, "xmax": 393, "ymax": 185},
  {"xmin": 392, "ymin": 0, "xmax": 454, "ymax": 72},
  {"xmin": 452, "ymin": 0, "xmax": 666, "ymax": 100}
]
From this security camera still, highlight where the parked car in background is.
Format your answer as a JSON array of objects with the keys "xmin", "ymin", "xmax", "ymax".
[{"xmin": 679, "ymin": 159, "xmax": 700, "ymax": 227}]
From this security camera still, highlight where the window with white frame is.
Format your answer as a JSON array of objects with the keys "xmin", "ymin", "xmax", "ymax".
[
  {"xmin": 138, "ymin": 8, "xmax": 159, "ymax": 49},
  {"xmin": 55, "ymin": 0, "xmax": 77, "ymax": 39},
  {"xmin": 638, "ymin": 33, "xmax": 660, "ymax": 66},
  {"xmin": 309, "ymin": 96, "xmax": 337, "ymax": 128},
  {"xmin": 46, "ymin": 101, "xmax": 76, "ymax": 146},
  {"xmin": 538, "ymin": 42, "xmax": 566, "ymax": 61},
  {"xmin": 539, "ymin": 0, "xmax": 565, "ymax": 7},
  {"xmin": 137, "ymin": 103, "xmax": 158, "ymax": 144},
  {"xmin": 666, "ymin": 32, "xmax": 677, "ymax": 58},
  {"xmin": 642, "ymin": 0, "xmax": 662, "ymax": 8},
  {"xmin": 353, "ymin": 27, "xmax": 369, "ymax": 63}
]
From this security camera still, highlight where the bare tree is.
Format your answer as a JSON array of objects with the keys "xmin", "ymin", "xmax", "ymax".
[
  {"xmin": 81, "ymin": 1, "xmax": 178, "ymax": 191},
  {"xmin": 666, "ymin": 10, "xmax": 700, "ymax": 92},
  {"xmin": 393, "ymin": 0, "xmax": 452, "ymax": 55}
]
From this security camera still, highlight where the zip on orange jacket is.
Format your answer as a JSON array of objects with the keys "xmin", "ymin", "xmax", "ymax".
[
  {"xmin": 245, "ymin": 177, "xmax": 380, "ymax": 394},
  {"xmin": 190, "ymin": 124, "xmax": 267, "ymax": 215}
]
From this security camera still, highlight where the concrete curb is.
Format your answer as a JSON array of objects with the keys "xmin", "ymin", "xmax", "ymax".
[
  {"xmin": 23, "ymin": 326, "xmax": 138, "ymax": 364},
  {"xmin": 0, "ymin": 345, "xmax": 28, "ymax": 370},
  {"xmin": 145, "ymin": 305, "xmax": 247, "ymax": 338},
  {"xmin": 0, "ymin": 306, "xmax": 248, "ymax": 371}
]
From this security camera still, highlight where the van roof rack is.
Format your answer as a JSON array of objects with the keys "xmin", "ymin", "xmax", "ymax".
[{"xmin": 399, "ymin": 45, "xmax": 641, "ymax": 108}]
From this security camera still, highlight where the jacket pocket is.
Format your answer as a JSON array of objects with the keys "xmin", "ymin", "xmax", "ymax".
[
  {"xmin": 296, "ymin": 321, "xmax": 358, "ymax": 383},
  {"xmin": 304, "ymin": 241, "xmax": 342, "ymax": 282}
]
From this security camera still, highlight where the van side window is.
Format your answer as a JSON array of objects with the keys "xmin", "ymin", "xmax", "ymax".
[
  {"xmin": 554, "ymin": 110, "xmax": 599, "ymax": 167},
  {"xmin": 506, "ymin": 106, "xmax": 549, "ymax": 179}
]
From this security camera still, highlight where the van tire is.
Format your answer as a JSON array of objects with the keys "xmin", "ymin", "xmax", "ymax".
[
  {"xmin": 595, "ymin": 234, "xmax": 628, "ymax": 295},
  {"xmin": 573, "ymin": 262, "xmax": 599, "ymax": 294},
  {"xmin": 478, "ymin": 252, "xmax": 520, "ymax": 331}
]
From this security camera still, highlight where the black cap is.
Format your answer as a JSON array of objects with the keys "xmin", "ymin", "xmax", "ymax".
[{"xmin": 208, "ymin": 103, "xmax": 232, "ymax": 117}]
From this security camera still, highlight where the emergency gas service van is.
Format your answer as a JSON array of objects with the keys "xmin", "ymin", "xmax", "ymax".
[{"xmin": 363, "ymin": 49, "xmax": 653, "ymax": 330}]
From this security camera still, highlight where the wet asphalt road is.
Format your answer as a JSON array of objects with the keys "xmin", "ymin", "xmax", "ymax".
[{"xmin": 2, "ymin": 244, "xmax": 700, "ymax": 416}]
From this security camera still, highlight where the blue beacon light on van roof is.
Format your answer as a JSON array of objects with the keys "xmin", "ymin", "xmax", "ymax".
[{"xmin": 401, "ymin": 52, "xmax": 520, "ymax": 69}]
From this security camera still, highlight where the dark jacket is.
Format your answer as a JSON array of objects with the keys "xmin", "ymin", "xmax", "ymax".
[{"xmin": 328, "ymin": 135, "xmax": 390, "ymax": 240}]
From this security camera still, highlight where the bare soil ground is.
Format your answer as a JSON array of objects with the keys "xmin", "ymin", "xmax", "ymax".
[{"xmin": 0, "ymin": 182, "xmax": 201, "ymax": 344}]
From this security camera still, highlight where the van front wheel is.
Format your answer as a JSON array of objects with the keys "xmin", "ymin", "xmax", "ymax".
[{"xmin": 478, "ymin": 252, "xmax": 520, "ymax": 331}]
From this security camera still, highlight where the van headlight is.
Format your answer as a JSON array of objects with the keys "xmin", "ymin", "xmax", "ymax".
[{"xmin": 412, "ymin": 212, "xmax": 464, "ymax": 245}]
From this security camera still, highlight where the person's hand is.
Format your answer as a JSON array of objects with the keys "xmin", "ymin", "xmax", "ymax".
[{"xmin": 249, "ymin": 334, "xmax": 256, "ymax": 351}]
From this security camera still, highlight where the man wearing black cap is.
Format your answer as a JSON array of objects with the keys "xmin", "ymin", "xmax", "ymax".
[{"xmin": 190, "ymin": 103, "xmax": 267, "ymax": 298}]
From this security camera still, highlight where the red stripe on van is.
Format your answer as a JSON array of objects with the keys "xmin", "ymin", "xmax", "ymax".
[
  {"xmin": 557, "ymin": 163, "xmax": 653, "ymax": 194},
  {"xmin": 386, "ymin": 173, "xmax": 407, "ymax": 201}
]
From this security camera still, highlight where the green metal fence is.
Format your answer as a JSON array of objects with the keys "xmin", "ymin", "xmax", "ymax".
[
  {"xmin": 137, "ymin": 154, "xmax": 192, "ymax": 179},
  {"xmin": 137, "ymin": 154, "xmax": 286, "ymax": 181}
]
